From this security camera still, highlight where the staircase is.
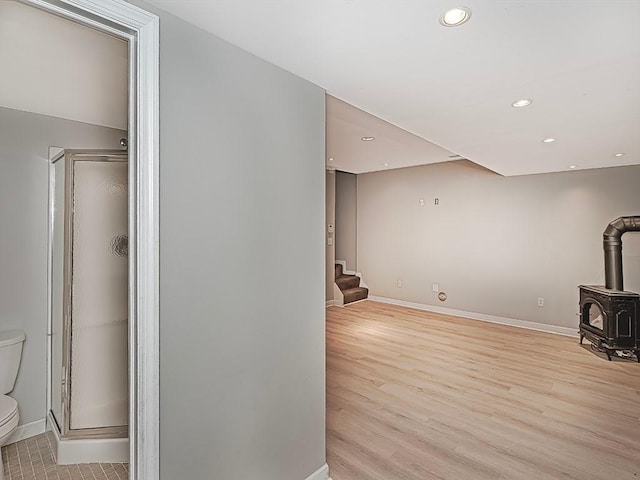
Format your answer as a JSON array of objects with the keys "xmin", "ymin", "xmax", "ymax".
[{"xmin": 335, "ymin": 264, "xmax": 369, "ymax": 304}]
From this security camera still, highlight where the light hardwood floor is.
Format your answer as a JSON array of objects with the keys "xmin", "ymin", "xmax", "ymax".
[{"xmin": 326, "ymin": 300, "xmax": 640, "ymax": 480}]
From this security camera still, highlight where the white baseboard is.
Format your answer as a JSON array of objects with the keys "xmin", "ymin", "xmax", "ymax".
[
  {"xmin": 306, "ymin": 463, "xmax": 330, "ymax": 480},
  {"xmin": 343, "ymin": 298, "xmax": 368, "ymax": 307},
  {"xmin": 325, "ymin": 300, "xmax": 335, "ymax": 307},
  {"xmin": 6, "ymin": 418, "xmax": 47, "ymax": 445},
  {"xmin": 368, "ymin": 296, "xmax": 578, "ymax": 337}
]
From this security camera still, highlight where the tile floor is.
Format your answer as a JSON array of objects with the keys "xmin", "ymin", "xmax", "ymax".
[{"xmin": 1, "ymin": 432, "xmax": 128, "ymax": 480}]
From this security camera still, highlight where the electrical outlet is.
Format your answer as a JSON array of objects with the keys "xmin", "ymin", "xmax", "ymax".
[
  {"xmin": 419, "ymin": 198, "xmax": 425, "ymax": 206},
  {"xmin": 432, "ymin": 283, "xmax": 440, "ymax": 292},
  {"xmin": 537, "ymin": 297, "xmax": 544, "ymax": 307},
  {"xmin": 397, "ymin": 279, "xmax": 402, "ymax": 288},
  {"xmin": 434, "ymin": 198, "xmax": 439, "ymax": 205}
]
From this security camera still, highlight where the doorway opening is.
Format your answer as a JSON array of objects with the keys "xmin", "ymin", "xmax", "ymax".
[{"xmin": 3, "ymin": 1, "xmax": 158, "ymax": 479}]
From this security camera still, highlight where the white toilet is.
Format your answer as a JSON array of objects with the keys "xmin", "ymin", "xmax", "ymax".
[{"xmin": 0, "ymin": 330, "xmax": 26, "ymax": 480}]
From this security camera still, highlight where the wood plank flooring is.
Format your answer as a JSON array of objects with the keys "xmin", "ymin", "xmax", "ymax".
[{"xmin": 326, "ymin": 301, "xmax": 640, "ymax": 480}]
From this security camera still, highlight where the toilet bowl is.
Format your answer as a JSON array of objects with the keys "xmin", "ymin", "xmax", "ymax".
[
  {"xmin": 0, "ymin": 397, "xmax": 18, "ymax": 480},
  {"xmin": 0, "ymin": 395, "xmax": 19, "ymax": 445},
  {"xmin": 0, "ymin": 330, "xmax": 25, "ymax": 480}
]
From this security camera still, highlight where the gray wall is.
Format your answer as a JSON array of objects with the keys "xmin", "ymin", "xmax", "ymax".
[
  {"xmin": 357, "ymin": 160, "xmax": 640, "ymax": 329},
  {"xmin": 136, "ymin": 4, "xmax": 327, "ymax": 479},
  {"xmin": 326, "ymin": 171, "xmax": 335, "ymax": 302},
  {"xmin": 335, "ymin": 171, "xmax": 357, "ymax": 272},
  {"xmin": 0, "ymin": 106, "xmax": 125, "ymax": 426}
]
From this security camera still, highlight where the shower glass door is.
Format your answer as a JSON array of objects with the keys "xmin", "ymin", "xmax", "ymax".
[{"xmin": 70, "ymin": 158, "xmax": 128, "ymax": 431}]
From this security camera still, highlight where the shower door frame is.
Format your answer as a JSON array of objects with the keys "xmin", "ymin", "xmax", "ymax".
[
  {"xmin": 28, "ymin": 0, "xmax": 160, "ymax": 478},
  {"xmin": 51, "ymin": 150, "xmax": 129, "ymax": 440}
]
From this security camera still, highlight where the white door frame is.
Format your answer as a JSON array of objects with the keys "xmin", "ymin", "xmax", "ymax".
[{"xmin": 25, "ymin": 0, "xmax": 160, "ymax": 478}]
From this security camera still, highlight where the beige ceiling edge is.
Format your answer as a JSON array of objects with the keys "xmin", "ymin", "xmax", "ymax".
[{"xmin": 0, "ymin": 1, "xmax": 128, "ymax": 131}]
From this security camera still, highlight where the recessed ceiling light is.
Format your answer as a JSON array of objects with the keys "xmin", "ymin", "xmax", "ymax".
[
  {"xmin": 542, "ymin": 137, "xmax": 557, "ymax": 143},
  {"xmin": 439, "ymin": 7, "xmax": 472, "ymax": 27},
  {"xmin": 614, "ymin": 152, "xmax": 625, "ymax": 157},
  {"xmin": 569, "ymin": 165, "xmax": 577, "ymax": 169},
  {"xmin": 361, "ymin": 136, "xmax": 375, "ymax": 142},
  {"xmin": 512, "ymin": 99, "xmax": 533, "ymax": 108},
  {"xmin": 383, "ymin": 163, "xmax": 389, "ymax": 167}
]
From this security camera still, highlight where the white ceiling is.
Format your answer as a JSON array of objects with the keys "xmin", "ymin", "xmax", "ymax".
[
  {"xmin": 0, "ymin": 1, "xmax": 127, "ymax": 130},
  {"xmin": 327, "ymin": 96, "xmax": 459, "ymax": 174},
  {"xmin": 148, "ymin": 0, "xmax": 640, "ymax": 176}
]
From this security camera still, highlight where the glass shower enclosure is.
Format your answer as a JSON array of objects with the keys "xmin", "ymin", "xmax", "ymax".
[{"xmin": 49, "ymin": 150, "xmax": 129, "ymax": 442}]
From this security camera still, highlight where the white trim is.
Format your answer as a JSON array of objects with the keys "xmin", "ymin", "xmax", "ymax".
[
  {"xmin": 368, "ymin": 296, "xmax": 578, "ymax": 337},
  {"xmin": 325, "ymin": 300, "xmax": 335, "ymax": 308},
  {"xmin": 305, "ymin": 463, "xmax": 330, "ymax": 480},
  {"xmin": 5, "ymin": 419, "xmax": 47, "ymax": 445},
  {"xmin": 342, "ymin": 298, "xmax": 368, "ymax": 307},
  {"xmin": 335, "ymin": 259, "xmax": 358, "ymax": 276},
  {"xmin": 26, "ymin": 1, "xmax": 160, "ymax": 479},
  {"xmin": 333, "ymin": 283, "xmax": 345, "ymax": 306},
  {"xmin": 125, "ymin": 5, "xmax": 160, "ymax": 480}
]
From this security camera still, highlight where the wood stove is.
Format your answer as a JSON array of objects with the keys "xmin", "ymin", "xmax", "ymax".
[
  {"xmin": 579, "ymin": 216, "xmax": 640, "ymax": 361},
  {"xmin": 579, "ymin": 285, "xmax": 639, "ymax": 361}
]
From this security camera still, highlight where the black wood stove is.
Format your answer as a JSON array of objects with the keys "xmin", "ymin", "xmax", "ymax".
[
  {"xmin": 579, "ymin": 216, "xmax": 640, "ymax": 361},
  {"xmin": 579, "ymin": 285, "xmax": 639, "ymax": 360}
]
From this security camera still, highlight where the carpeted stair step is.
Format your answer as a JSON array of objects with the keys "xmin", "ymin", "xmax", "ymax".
[
  {"xmin": 335, "ymin": 263, "xmax": 369, "ymax": 304},
  {"xmin": 336, "ymin": 274, "xmax": 361, "ymax": 290},
  {"xmin": 335, "ymin": 264, "xmax": 343, "ymax": 280},
  {"xmin": 342, "ymin": 287, "xmax": 369, "ymax": 304}
]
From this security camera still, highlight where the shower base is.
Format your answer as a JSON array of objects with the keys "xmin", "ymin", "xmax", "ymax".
[{"xmin": 48, "ymin": 412, "xmax": 129, "ymax": 465}]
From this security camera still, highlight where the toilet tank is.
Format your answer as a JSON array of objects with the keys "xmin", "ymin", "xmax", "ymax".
[{"xmin": 0, "ymin": 330, "xmax": 26, "ymax": 394}]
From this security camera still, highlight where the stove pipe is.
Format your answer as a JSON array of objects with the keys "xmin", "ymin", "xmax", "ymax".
[{"xmin": 603, "ymin": 216, "xmax": 640, "ymax": 291}]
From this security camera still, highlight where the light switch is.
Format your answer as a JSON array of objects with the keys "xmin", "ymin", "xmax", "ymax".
[{"xmin": 327, "ymin": 237, "xmax": 333, "ymax": 246}]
